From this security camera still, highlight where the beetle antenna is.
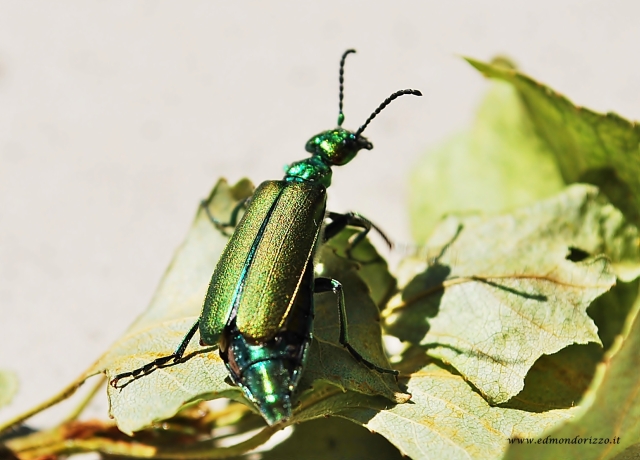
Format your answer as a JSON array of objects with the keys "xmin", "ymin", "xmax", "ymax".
[
  {"xmin": 355, "ymin": 89, "xmax": 422, "ymax": 137},
  {"xmin": 338, "ymin": 49, "xmax": 356, "ymax": 127}
]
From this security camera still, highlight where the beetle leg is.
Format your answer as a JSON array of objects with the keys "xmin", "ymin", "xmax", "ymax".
[
  {"xmin": 314, "ymin": 277, "xmax": 398, "ymax": 376},
  {"xmin": 201, "ymin": 196, "xmax": 250, "ymax": 237},
  {"xmin": 109, "ymin": 320, "xmax": 201, "ymax": 389},
  {"xmin": 324, "ymin": 211, "xmax": 393, "ymax": 261}
]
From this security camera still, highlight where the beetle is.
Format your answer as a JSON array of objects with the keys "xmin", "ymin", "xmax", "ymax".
[{"xmin": 111, "ymin": 49, "xmax": 421, "ymax": 425}]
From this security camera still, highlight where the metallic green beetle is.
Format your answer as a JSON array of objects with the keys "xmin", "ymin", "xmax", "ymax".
[{"xmin": 111, "ymin": 50, "xmax": 421, "ymax": 425}]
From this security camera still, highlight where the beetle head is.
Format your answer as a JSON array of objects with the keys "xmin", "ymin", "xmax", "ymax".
[{"xmin": 305, "ymin": 127, "xmax": 373, "ymax": 167}]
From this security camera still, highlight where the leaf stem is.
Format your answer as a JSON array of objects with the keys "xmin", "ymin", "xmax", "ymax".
[
  {"xmin": 151, "ymin": 424, "xmax": 281, "ymax": 459},
  {"xmin": 0, "ymin": 374, "xmax": 88, "ymax": 433},
  {"xmin": 62, "ymin": 375, "xmax": 106, "ymax": 423},
  {"xmin": 6, "ymin": 420, "xmax": 281, "ymax": 459}
]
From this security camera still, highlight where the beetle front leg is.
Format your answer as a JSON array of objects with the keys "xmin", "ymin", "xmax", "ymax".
[
  {"xmin": 201, "ymin": 196, "xmax": 250, "ymax": 237},
  {"xmin": 110, "ymin": 320, "xmax": 201, "ymax": 389},
  {"xmin": 314, "ymin": 277, "xmax": 398, "ymax": 376}
]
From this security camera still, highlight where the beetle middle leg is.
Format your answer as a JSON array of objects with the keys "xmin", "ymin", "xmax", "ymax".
[
  {"xmin": 314, "ymin": 277, "xmax": 398, "ymax": 376},
  {"xmin": 110, "ymin": 320, "xmax": 200, "ymax": 389},
  {"xmin": 323, "ymin": 211, "xmax": 393, "ymax": 262}
]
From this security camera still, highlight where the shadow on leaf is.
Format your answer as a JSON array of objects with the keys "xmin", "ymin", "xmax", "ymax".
[{"xmin": 498, "ymin": 343, "xmax": 602, "ymax": 412}]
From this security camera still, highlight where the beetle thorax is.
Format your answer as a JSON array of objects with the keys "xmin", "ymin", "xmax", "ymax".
[{"xmin": 284, "ymin": 156, "xmax": 333, "ymax": 187}]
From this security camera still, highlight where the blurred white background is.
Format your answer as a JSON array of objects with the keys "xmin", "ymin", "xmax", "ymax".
[{"xmin": 1, "ymin": 0, "xmax": 639, "ymax": 432}]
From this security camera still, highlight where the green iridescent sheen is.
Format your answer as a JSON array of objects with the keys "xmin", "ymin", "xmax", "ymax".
[
  {"xmin": 282, "ymin": 127, "xmax": 372, "ymax": 188},
  {"xmin": 212, "ymin": 124, "xmax": 373, "ymax": 424},
  {"xmin": 305, "ymin": 127, "xmax": 372, "ymax": 166},
  {"xmin": 285, "ymin": 156, "xmax": 333, "ymax": 187},
  {"xmin": 110, "ymin": 49, "xmax": 420, "ymax": 428},
  {"xmin": 224, "ymin": 325, "xmax": 308, "ymax": 424},
  {"xmin": 204, "ymin": 181, "xmax": 321, "ymax": 425}
]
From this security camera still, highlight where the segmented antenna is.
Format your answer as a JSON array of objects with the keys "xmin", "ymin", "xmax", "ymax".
[
  {"xmin": 355, "ymin": 89, "xmax": 422, "ymax": 137},
  {"xmin": 337, "ymin": 49, "xmax": 356, "ymax": 127}
]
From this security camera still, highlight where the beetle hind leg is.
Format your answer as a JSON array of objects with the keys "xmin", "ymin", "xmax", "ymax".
[{"xmin": 314, "ymin": 277, "xmax": 398, "ymax": 376}]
